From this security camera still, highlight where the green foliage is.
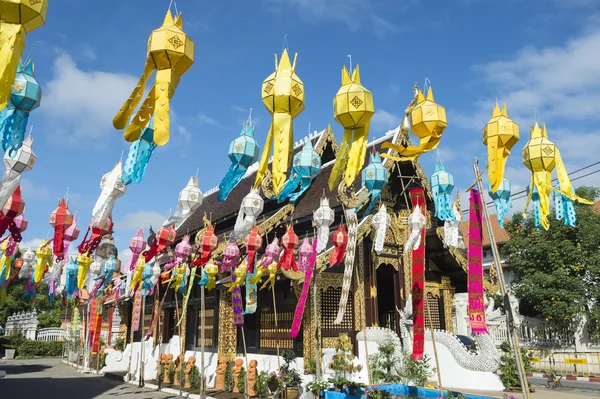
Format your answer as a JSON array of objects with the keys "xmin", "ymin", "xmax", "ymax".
[
  {"xmin": 224, "ymin": 361, "xmax": 234, "ymax": 391},
  {"xmin": 369, "ymin": 333, "xmax": 401, "ymax": 383},
  {"xmin": 498, "ymin": 341, "xmax": 533, "ymax": 387},
  {"xmin": 0, "ymin": 335, "xmax": 26, "ymax": 350},
  {"xmin": 267, "ymin": 371, "xmax": 282, "ymax": 393},
  {"xmin": 305, "ymin": 379, "xmax": 329, "ymax": 396},
  {"xmin": 398, "ymin": 351, "xmax": 435, "ymax": 387},
  {"xmin": 502, "ymin": 186, "xmax": 600, "ymax": 335},
  {"xmin": 328, "ymin": 376, "xmax": 350, "ymax": 390},
  {"xmin": 114, "ymin": 337, "xmax": 125, "ymax": 351},
  {"xmin": 168, "ymin": 362, "xmax": 176, "ymax": 382},
  {"xmin": 17, "ymin": 340, "xmax": 63, "ymax": 358},
  {"xmin": 37, "ymin": 308, "xmax": 62, "ymax": 329},
  {"xmin": 255, "ymin": 371, "xmax": 270, "ymax": 396},
  {"xmin": 0, "ymin": 281, "xmax": 63, "ymax": 328},
  {"xmin": 346, "ymin": 381, "xmax": 366, "ymax": 395},
  {"xmin": 365, "ymin": 386, "xmax": 391, "ymax": 399},
  {"xmin": 188, "ymin": 365, "xmax": 201, "ymax": 389},
  {"xmin": 237, "ymin": 367, "xmax": 246, "ymax": 394},
  {"xmin": 279, "ymin": 348, "xmax": 302, "ymax": 388},
  {"xmin": 328, "ymin": 333, "xmax": 362, "ymax": 377},
  {"xmin": 175, "ymin": 361, "xmax": 187, "ymax": 386}
]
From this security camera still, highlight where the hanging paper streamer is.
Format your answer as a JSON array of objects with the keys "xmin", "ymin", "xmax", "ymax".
[
  {"xmin": 132, "ymin": 289, "xmax": 143, "ymax": 332},
  {"xmin": 113, "ymin": 9, "xmax": 194, "ymax": 146},
  {"xmin": 77, "ymin": 217, "xmax": 113, "ymax": 256},
  {"xmin": 218, "ymin": 115, "xmax": 259, "ymax": 201},
  {"xmin": 33, "ymin": 239, "xmax": 52, "ymax": 284},
  {"xmin": 381, "ymin": 86, "xmax": 447, "ymax": 160},
  {"xmin": 334, "ymin": 211, "xmax": 358, "ymax": 324},
  {"xmin": 205, "ymin": 262, "xmax": 218, "ymax": 290},
  {"xmin": 141, "ymin": 261, "xmax": 155, "ymax": 296},
  {"xmin": 59, "ymin": 216, "xmax": 79, "ymax": 261},
  {"xmin": 130, "ymin": 257, "xmax": 146, "ymax": 294},
  {"xmin": 0, "ymin": 0, "xmax": 47, "ymax": 111},
  {"xmin": 245, "ymin": 226, "xmax": 262, "ymax": 274},
  {"xmin": 198, "ymin": 267, "xmax": 208, "ymax": 286},
  {"xmin": 371, "ymin": 204, "xmax": 390, "ymax": 255},
  {"xmin": 0, "ymin": 61, "xmax": 41, "ymax": 156},
  {"xmin": 444, "ymin": 198, "xmax": 464, "ymax": 249},
  {"xmin": 227, "ymin": 262, "xmax": 247, "ymax": 293},
  {"xmin": 220, "ymin": 239, "xmax": 240, "ymax": 274},
  {"xmin": 329, "ymin": 224, "xmax": 348, "ymax": 267},
  {"xmin": 76, "ymin": 253, "xmax": 92, "ymax": 291},
  {"xmin": 278, "ymin": 139, "xmax": 321, "ymax": 203},
  {"xmin": 49, "ymin": 198, "xmax": 73, "ymax": 259},
  {"xmin": 0, "ymin": 136, "xmax": 35, "ymax": 210},
  {"xmin": 468, "ymin": 189, "xmax": 487, "ymax": 334},
  {"xmin": 121, "ymin": 117, "xmax": 156, "ymax": 185},
  {"xmin": 243, "ymin": 267, "xmax": 258, "ymax": 315},
  {"xmin": 554, "ymin": 185, "xmax": 577, "ymax": 227},
  {"xmin": 101, "ymin": 256, "xmax": 118, "ymax": 292},
  {"xmin": 431, "ymin": 162, "xmax": 455, "ymax": 222},
  {"xmin": 489, "ymin": 179, "xmax": 512, "ymax": 228},
  {"xmin": 254, "ymin": 49, "xmax": 304, "ymax": 195},
  {"xmin": 291, "ymin": 238, "xmax": 317, "ymax": 338},
  {"xmin": 523, "ymin": 123, "xmax": 593, "ymax": 230},
  {"xmin": 409, "ymin": 188, "xmax": 426, "ymax": 360},
  {"xmin": 276, "ymin": 225, "xmax": 298, "ymax": 272},
  {"xmin": 260, "ymin": 262, "xmax": 278, "ymax": 291},
  {"xmin": 527, "ymin": 184, "xmax": 541, "ymax": 227},
  {"xmin": 43, "ymin": 260, "xmax": 64, "ymax": 303},
  {"xmin": 64, "ymin": 257, "xmax": 78, "ymax": 297},
  {"xmin": 0, "ymin": 238, "xmax": 14, "ymax": 287},
  {"xmin": 232, "ymin": 273, "xmax": 244, "ymax": 327},
  {"xmin": 260, "ymin": 237, "xmax": 280, "ymax": 268},
  {"xmin": 329, "ymin": 65, "xmax": 374, "ymax": 190},
  {"xmin": 314, "ymin": 195, "xmax": 334, "ymax": 253},
  {"xmin": 143, "ymin": 225, "xmax": 176, "ymax": 262},
  {"xmin": 483, "ymin": 104, "xmax": 520, "ymax": 193},
  {"xmin": 404, "ymin": 205, "xmax": 426, "ymax": 254},
  {"xmin": 90, "ymin": 162, "xmax": 127, "ymax": 226},
  {"xmin": 355, "ymin": 153, "xmax": 389, "ymax": 216},
  {"xmin": 234, "ymin": 189, "xmax": 264, "ymax": 240},
  {"xmin": 191, "ymin": 224, "xmax": 218, "ymax": 269}
]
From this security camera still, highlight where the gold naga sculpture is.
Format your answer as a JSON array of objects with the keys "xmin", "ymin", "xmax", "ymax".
[
  {"xmin": 381, "ymin": 85, "xmax": 447, "ymax": 161},
  {"xmin": 328, "ymin": 65, "xmax": 374, "ymax": 190},
  {"xmin": 254, "ymin": 48, "xmax": 304, "ymax": 196},
  {"xmin": 522, "ymin": 122, "xmax": 593, "ymax": 230},
  {"xmin": 0, "ymin": 0, "xmax": 48, "ymax": 110},
  {"xmin": 113, "ymin": 9, "xmax": 194, "ymax": 146},
  {"xmin": 483, "ymin": 103, "xmax": 519, "ymax": 193}
]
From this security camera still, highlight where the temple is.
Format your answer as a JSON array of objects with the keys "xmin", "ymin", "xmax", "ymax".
[{"xmin": 132, "ymin": 124, "xmax": 474, "ymax": 365}]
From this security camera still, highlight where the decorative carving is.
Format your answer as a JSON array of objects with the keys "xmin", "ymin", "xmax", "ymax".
[
  {"xmin": 260, "ymin": 169, "xmax": 276, "ymax": 199},
  {"xmin": 322, "ymin": 337, "xmax": 338, "ymax": 349},
  {"xmin": 354, "ymin": 242, "xmax": 366, "ymax": 331},
  {"xmin": 215, "ymin": 356, "xmax": 227, "ymax": 389},
  {"xmin": 248, "ymin": 359, "xmax": 258, "ymax": 396},
  {"xmin": 380, "ymin": 185, "xmax": 398, "ymax": 207},
  {"xmin": 314, "ymin": 125, "xmax": 339, "ymax": 156},
  {"xmin": 303, "ymin": 284, "xmax": 315, "ymax": 369},
  {"xmin": 337, "ymin": 180, "xmax": 368, "ymax": 209},
  {"xmin": 486, "ymin": 262, "xmax": 500, "ymax": 294},
  {"xmin": 218, "ymin": 291, "xmax": 236, "ymax": 360},
  {"xmin": 232, "ymin": 358, "xmax": 243, "ymax": 393}
]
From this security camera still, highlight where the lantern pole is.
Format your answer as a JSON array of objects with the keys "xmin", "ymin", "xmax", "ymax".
[
  {"xmin": 200, "ymin": 284, "xmax": 206, "ymax": 399},
  {"xmin": 472, "ymin": 158, "xmax": 531, "ymax": 399},
  {"xmin": 139, "ymin": 294, "xmax": 146, "ymax": 387}
]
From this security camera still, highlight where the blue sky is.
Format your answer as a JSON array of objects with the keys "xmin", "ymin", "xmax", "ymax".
[{"xmin": 17, "ymin": 0, "xmax": 600, "ymax": 255}]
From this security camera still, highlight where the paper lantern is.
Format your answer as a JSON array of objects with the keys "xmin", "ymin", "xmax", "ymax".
[
  {"xmin": 233, "ymin": 188, "xmax": 263, "ymax": 239},
  {"xmin": 278, "ymin": 138, "xmax": 321, "ymax": 203},
  {"xmin": 178, "ymin": 176, "xmax": 203, "ymax": 217},
  {"xmin": 121, "ymin": 116, "xmax": 157, "ymax": 185},
  {"xmin": 483, "ymin": 104, "xmax": 519, "ymax": 193},
  {"xmin": 192, "ymin": 224, "xmax": 218, "ymax": 269},
  {"xmin": 489, "ymin": 179, "xmax": 512, "ymax": 229},
  {"xmin": 356, "ymin": 153, "xmax": 389, "ymax": 215},
  {"xmin": 254, "ymin": 48, "xmax": 304, "ymax": 195},
  {"xmin": 174, "ymin": 235, "xmax": 192, "ymax": 262},
  {"xmin": 91, "ymin": 161, "xmax": 127, "ymax": 226},
  {"xmin": 329, "ymin": 225, "xmax": 348, "ymax": 267},
  {"xmin": 218, "ymin": 117, "xmax": 260, "ymax": 201},
  {"xmin": 297, "ymin": 237, "xmax": 312, "ymax": 273},
  {"xmin": 113, "ymin": 9, "xmax": 194, "ymax": 146},
  {"xmin": 431, "ymin": 162, "xmax": 455, "ymax": 222},
  {"xmin": 4, "ymin": 135, "xmax": 35, "ymax": 173},
  {"xmin": 245, "ymin": 226, "xmax": 263, "ymax": 273},
  {"xmin": 277, "ymin": 225, "xmax": 298, "ymax": 272},
  {"xmin": 313, "ymin": 195, "xmax": 334, "ymax": 253},
  {"xmin": 259, "ymin": 237, "xmax": 280, "ymax": 268},
  {"xmin": 371, "ymin": 204, "xmax": 390, "ymax": 255},
  {"xmin": 329, "ymin": 65, "xmax": 374, "ymax": 190},
  {"xmin": 404, "ymin": 205, "xmax": 426, "ymax": 253},
  {"xmin": 49, "ymin": 198, "xmax": 74, "ymax": 258}
]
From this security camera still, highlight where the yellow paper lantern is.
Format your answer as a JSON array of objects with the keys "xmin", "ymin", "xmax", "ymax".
[{"xmin": 483, "ymin": 104, "xmax": 520, "ymax": 193}]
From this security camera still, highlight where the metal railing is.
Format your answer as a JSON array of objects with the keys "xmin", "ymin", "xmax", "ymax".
[
  {"xmin": 37, "ymin": 328, "xmax": 67, "ymax": 341},
  {"xmin": 529, "ymin": 350, "xmax": 600, "ymax": 378}
]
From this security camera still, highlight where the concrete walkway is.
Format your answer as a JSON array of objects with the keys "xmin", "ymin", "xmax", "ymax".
[{"xmin": 0, "ymin": 358, "xmax": 177, "ymax": 398}]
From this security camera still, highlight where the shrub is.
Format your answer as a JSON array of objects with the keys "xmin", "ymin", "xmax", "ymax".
[
  {"xmin": 498, "ymin": 341, "xmax": 533, "ymax": 387},
  {"xmin": 114, "ymin": 337, "xmax": 125, "ymax": 351},
  {"xmin": 224, "ymin": 361, "xmax": 234, "ymax": 391},
  {"xmin": 369, "ymin": 332, "xmax": 401, "ymax": 383},
  {"xmin": 188, "ymin": 365, "xmax": 201, "ymax": 389},
  {"xmin": 398, "ymin": 351, "xmax": 435, "ymax": 387},
  {"xmin": 237, "ymin": 367, "xmax": 247, "ymax": 394},
  {"xmin": 17, "ymin": 340, "xmax": 64, "ymax": 358},
  {"xmin": 255, "ymin": 371, "xmax": 270, "ymax": 397}
]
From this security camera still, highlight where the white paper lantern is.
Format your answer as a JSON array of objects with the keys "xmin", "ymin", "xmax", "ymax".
[
  {"xmin": 404, "ymin": 204, "xmax": 426, "ymax": 254},
  {"xmin": 178, "ymin": 176, "xmax": 203, "ymax": 216},
  {"xmin": 234, "ymin": 188, "xmax": 264, "ymax": 239},
  {"xmin": 371, "ymin": 204, "xmax": 391, "ymax": 255},
  {"xmin": 313, "ymin": 195, "xmax": 334, "ymax": 253},
  {"xmin": 4, "ymin": 136, "xmax": 36, "ymax": 174}
]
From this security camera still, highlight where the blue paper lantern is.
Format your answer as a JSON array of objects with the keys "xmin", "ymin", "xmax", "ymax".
[
  {"xmin": 0, "ymin": 61, "xmax": 42, "ymax": 157},
  {"xmin": 554, "ymin": 184, "xmax": 576, "ymax": 227},
  {"xmin": 527, "ymin": 184, "xmax": 542, "ymax": 227},
  {"xmin": 101, "ymin": 255, "xmax": 118, "ymax": 292},
  {"xmin": 356, "ymin": 152, "xmax": 389, "ymax": 215},
  {"xmin": 141, "ymin": 261, "xmax": 155, "ymax": 297},
  {"xmin": 218, "ymin": 121, "xmax": 260, "ymax": 201},
  {"xmin": 278, "ymin": 139, "xmax": 321, "ymax": 203},
  {"xmin": 431, "ymin": 162, "xmax": 455, "ymax": 222},
  {"xmin": 65, "ymin": 257, "xmax": 79, "ymax": 298},
  {"xmin": 122, "ymin": 116, "xmax": 157, "ymax": 186},
  {"xmin": 489, "ymin": 178, "xmax": 512, "ymax": 228}
]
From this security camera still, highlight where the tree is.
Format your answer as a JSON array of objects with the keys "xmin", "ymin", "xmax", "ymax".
[
  {"xmin": 501, "ymin": 186, "xmax": 600, "ymax": 337},
  {"xmin": 0, "ymin": 281, "xmax": 63, "ymax": 329}
]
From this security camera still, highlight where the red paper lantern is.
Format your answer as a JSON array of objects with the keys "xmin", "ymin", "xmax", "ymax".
[
  {"xmin": 277, "ymin": 225, "xmax": 298, "ymax": 272},
  {"xmin": 245, "ymin": 226, "xmax": 263, "ymax": 273},
  {"xmin": 329, "ymin": 224, "xmax": 348, "ymax": 267},
  {"xmin": 50, "ymin": 198, "xmax": 74, "ymax": 257}
]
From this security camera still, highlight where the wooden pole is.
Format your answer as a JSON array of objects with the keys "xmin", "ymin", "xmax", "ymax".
[
  {"xmin": 425, "ymin": 289, "xmax": 443, "ymax": 398},
  {"xmin": 200, "ymin": 285, "xmax": 206, "ymax": 399},
  {"xmin": 139, "ymin": 294, "xmax": 146, "ymax": 387},
  {"xmin": 84, "ymin": 301, "xmax": 91, "ymax": 371},
  {"xmin": 473, "ymin": 158, "xmax": 531, "ymax": 399},
  {"xmin": 126, "ymin": 299, "xmax": 135, "ymax": 381},
  {"xmin": 313, "ymin": 271, "xmax": 320, "ymax": 380},
  {"xmin": 355, "ymin": 261, "xmax": 371, "ymax": 386},
  {"xmin": 272, "ymin": 285, "xmax": 281, "ymax": 369},
  {"xmin": 241, "ymin": 327, "xmax": 250, "ymax": 399},
  {"xmin": 174, "ymin": 293, "xmax": 183, "ymax": 398}
]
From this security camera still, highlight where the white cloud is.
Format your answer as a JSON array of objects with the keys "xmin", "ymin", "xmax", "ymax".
[
  {"xmin": 20, "ymin": 178, "xmax": 50, "ymax": 199},
  {"xmin": 231, "ymin": 105, "xmax": 248, "ymax": 113},
  {"xmin": 40, "ymin": 55, "xmax": 139, "ymax": 143},
  {"xmin": 178, "ymin": 125, "xmax": 192, "ymax": 142},
  {"xmin": 371, "ymin": 110, "xmax": 401, "ymax": 131},
  {"xmin": 19, "ymin": 237, "xmax": 44, "ymax": 251},
  {"xmin": 116, "ymin": 210, "xmax": 167, "ymax": 231}
]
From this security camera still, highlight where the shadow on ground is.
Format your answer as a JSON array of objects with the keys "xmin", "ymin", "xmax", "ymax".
[{"xmin": 0, "ymin": 363, "xmax": 53, "ymax": 375}]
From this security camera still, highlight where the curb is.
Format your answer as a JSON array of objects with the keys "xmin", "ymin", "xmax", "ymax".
[{"xmin": 528, "ymin": 372, "xmax": 600, "ymax": 383}]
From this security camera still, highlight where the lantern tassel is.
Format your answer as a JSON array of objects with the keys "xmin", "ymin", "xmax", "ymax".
[
  {"xmin": 493, "ymin": 196, "xmax": 512, "ymax": 229},
  {"xmin": 1, "ymin": 109, "xmax": 28, "ymax": 157},
  {"xmin": 434, "ymin": 191, "xmax": 454, "ymax": 222},
  {"xmin": 554, "ymin": 185, "xmax": 576, "ymax": 227},
  {"xmin": 0, "ymin": 25, "xmax": 26, "ymax": 110},
  {"xmin": 218, "ymin": 164, "xmax": 246, "ymax": 202},
  {"xmin": 277, "ymin": 173, "xmax": 302, "ymax": 203},
  {"xmin": 122, "ymin": 137, "xmax": 156, "ymax": 185}
]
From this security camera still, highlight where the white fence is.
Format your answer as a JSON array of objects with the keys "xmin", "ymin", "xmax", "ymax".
[{"xmin": 37, "ymin": 328, "xmax": 68, "ymax": 341}]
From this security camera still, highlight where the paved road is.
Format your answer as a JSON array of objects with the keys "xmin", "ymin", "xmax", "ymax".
[{"xmin": 0, "ymin": 358, "xmax": 177, "ymax": 398}]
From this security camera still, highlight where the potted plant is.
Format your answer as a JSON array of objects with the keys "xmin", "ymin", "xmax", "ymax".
[
  {"xmin": 327, "ymin": 376, "xmax": 348, "ymax": 392},
  {"xmin": 267, "ymin": 371, "xmax": 283, "ymax": 397},
  {"xmin": 255, "ymin": 371, "xmax": 271, "ymax": 398},
  {"xmin": 306, "ymin": 379, "xmax": 329, "ymax": 398},
  {"xmin": 346, "ymin": 381, "xmax": 366, "ymax": 396},
  {"xmin": 365, "ymin": 386, "xmax": 391, "ymax": 399},
  {"xmin": 167, "ymin": 362, "xmax": 176, "ymax": 385},
  {"xmin": 280, "ymin": 349, "xmax": 302, "ymax": 399},
  {"xmin": 237, "ymin": 367, "xmax": 247, "ymax": 394}
]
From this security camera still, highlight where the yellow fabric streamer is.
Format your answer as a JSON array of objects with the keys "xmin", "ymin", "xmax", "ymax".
[
  {"xmin": 113, "ymin": 9, "xmax": 193, "ymax": 146},
  {"xmin": 34, "ymin": 240, "xmax": 52, "ymax": 284},
  {"xmin": 164, "ymin": 262, "xmax": 187, "ymax": 290},
  {"xmin": 226, "ymin": 262, "xmax": 247, "ymax": 293},
  {"xmin": 249, "ymin": 266, "xmax": 265, "ymax": 285},
  {"xmin": 329, "ymin": 65, "xmax": 374, "ymax": 190},
  {"xmin": 381, "ymin": 87, "xmax": 447, "ymax": 161},
  {"xmin": 76, "ymin": 253, "xmax": 92, "ymax": 290},
  {"xmin": 260, "ymin": 262, "xmax": 277, "ymax": 291},
  {"xmin": 0, "ymin": 0, "xmax": 47, "ymax": 110},
  {"xmin": 254, "ymin": 49, "xmax": 304, "ymax": 195},
  {"xmin": 522, "ymin": 123, "xmax": 593, "ymax": 230},
  {"xmin": 129, "ymin": 257, "xmax": 146, "ymax": 293},
  {"xmin": 205, "ymin": 262, "xmax": 218, "ymax": 290},
  {"xmin": 483, "ymin": 104, "xmax": 520, "ymax": 193}
]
